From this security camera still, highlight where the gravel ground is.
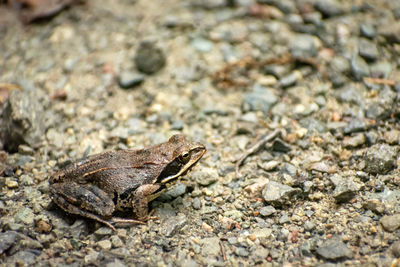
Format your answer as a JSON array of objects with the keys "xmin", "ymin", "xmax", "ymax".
[{"xmin": 1, "ymin": 0, "xmax": 400, "ymax": 266}]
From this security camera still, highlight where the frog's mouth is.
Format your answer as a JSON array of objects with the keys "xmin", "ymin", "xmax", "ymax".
[{"xmin": 157, "ymin": 146, "xmax": 206, "ymax": 184}]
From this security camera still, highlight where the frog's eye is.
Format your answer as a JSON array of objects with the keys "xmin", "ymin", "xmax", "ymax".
[{"xmin": 179, "ymin": 151, "xmax": 190, "ymax": 163}]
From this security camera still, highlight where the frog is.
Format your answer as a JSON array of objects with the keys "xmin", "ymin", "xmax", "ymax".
[{"xmin": 49, "ymin": 134, "xmax": 206, "ymax": 230}]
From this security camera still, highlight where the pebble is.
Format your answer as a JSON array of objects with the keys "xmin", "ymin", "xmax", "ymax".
[
  {"xmin": 201, "ymin": 237, "xmax": 221, "ymax": 257},
  {"xmin": 358, "ymin": 38, "xmax": 378, "ymax": 61},
  {"xmin": 162, "ymin": 213, "xmax": 187, "ymax": 237},
  {"xmin": 134, "ymin": 41, "xmax": 166, "ymax": 74},
  {"xmin": 360, "ymin": 24, "xmax": 376, "ymax": 39},
  {"xmin": 391, "ymin": 241, "xmax": 400, "ymax": 258},
  {"xmin": 259, "ymin": 205, "xmax": 276, "ymax": 217},
  {"xmin": 342, "ymin": 133, "xmax": 365, "ymax": 148},
  {"xmin": 192, "ymin": 197, "xmax": 201, "ymax": 210},
  {"xmin": 191, "ymin": 38, "xmax": 213, "ymax": 52},
  {"xmin": 364, "ymin": 144, "xmax": 397, "ymax": 174},
  {"xmin": 362, "ymin": 199, "xmax": 385, "ymax": 214},
  {"xmin": 384, "ymin": 130, "xmax": 400, "ymax": 145},
  {"xmin": 97, "ymin": 239, "xmax": 112, "ymax": 250},
  {"xmin": 351, "ymin": 55, "xmax": 370, "ymax": 81},
  {"xmin": 191, "ymin": 167, "xmax": 219, "ymax": 186},
  {"xmin": 379, "ymin": 22, "xmax": 400, "ymax": 44},
  {"xmin": 118, "ymin": 71, "xmax": 145, "ymax": 89},
  {"xmin": 333, "ymin": 179, "xmax": 362, "ymax": 203},
  {"xmin": 262, "ymin": 181, "xmax": 302, "ymax": 206},
  {"xmin": 303, "ymin": 221, "xmax": 316, "ymax": 232},
  {"xmin": 235, "ymin": 247, "xmax": 249, "ymax": 257},
  {"xmin": 316, "ymin": 240, "xmax": 352, "ymax": 260},
  {"xmin": 242, "ymin": 84, "xmax": 278, "ymax": 114},
  {"xmin": 0, "ymin": 90, "xmax": 45, "ymax": 152},
  {"xmin": 290, "ymin": 34, "xmax": 318, "ymax": 58},
  {"xmin": 380, "ymin": 214, "xmax": 400, "ymax": 232},
  {"xmin": 0, "ymin": 231, "xmax": 19, "ymax": 254},
  {"xmin": 314, "ymin": 0, "xmax": 344, "ymax": 17},
  {"xmin": 15, "ymin": 207, "xmax": 34, "ymax": 225},
  {"xmin": 343, "ymin": 119, "xmax": 367, "ymax": 134}
]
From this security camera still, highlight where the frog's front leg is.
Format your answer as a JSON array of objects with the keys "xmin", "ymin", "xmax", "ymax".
[
  {"xmin": 50, "ymin": 182, "xmax": 116, "ymax": 230},
  {"xmin": 131, "ymin": 184, "xmax": 161, "ymax": 221}
]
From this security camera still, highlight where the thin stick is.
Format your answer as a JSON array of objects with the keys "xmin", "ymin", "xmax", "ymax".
[
  {"xmin": 219, "ymin": 240, "xmax": 227, "ymax": 261},
  {"xmin": 363, "ymin": 77, "xmax": 396, "ymax": 86},
  {"xmin": 235, "ymin": 129, "xmax": 281, "ymax": 177}
]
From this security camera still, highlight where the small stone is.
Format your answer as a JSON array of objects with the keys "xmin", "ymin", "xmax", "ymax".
[
  {"xmin": 314, "ymin": 0, "xmax": 344, "ymax": 17},
  {"xmin": 279, "ymin": 72, "xmax": 299, "ymax": 88},
  {"xmin": 111, "ymin": 235, "xmax": 124, "ymax": 248},
  {"xmin": 384, "ymin": 130, "xmax": 400, "ymax": 145},
  {"xmin": 192, "ymin": 197, "xmax": 201, "ymax": 210},
  {"xmin": 106, "ymin": 259, "xmax": 126, "ymax": 267},
  {"xmin": 84, "ymin": 250, "xmax": 99, "ymax": 264},
  {"xmin": 363, "ymin": 199, "xmax": 385, "ymax": 214},
  {"xmin": 18, "ymin": 144, "xmax": 34, "ymax": 155},
  {"xmin": 343, "ymin": 119, "xmax": 367, "ymax": 134},
  {"xmin": 6, "ymin": 180, "xmax": 18, "ymax": 189},
  {"xmin": 134, "ymin": 41, "xmax": 166, "ymax": 74},
  {"xmin": 0, "ymin": 231, "xmax": 19, "ymax": 254},
  {"xmin": 97, "ymin": 239, "xmax": 112, "ymax": 250},
  {"xmin": 351, "ymin": 55, "xmax": 369, "ymax": 81},
  {"xmin": 307, "ymin": 161, "xmax": 336, "ymax": 173},
  {"xmin": 260, "ymin": 205, "xmax": 276, "ymax": 216},
  {"xmin": 162, "ymin": 213, "xmax": 187, "ymax": 237},
  {"xmin": 94, "ymin": 227, "xmax": 113, "ymax": 237},
  {"xmin": 290, "ymin": 34, "xmax": 318, "ymax": 58},
  {"xmin": 235, "ymin": 247, "xmax": 249, "ymax": 257},
  {"xmin": 36, "ymin": 220, "xmax": 52, "ymax": 233},
  {"xmin": 118, "ymin": 71, "xmax": 145, "ymax": 89},
  {"xmin": 191, "ymin": 38, "xmax": 213, "ymax": 52},
  {"xmin": 380, "ymin": 214, "xmax": 400, "ymax": 232},
  {"xmin": 358, "ymin": 38, "xmax": 378, "ymax": 61},
  {"xmin": 364, "ymin": 144, "xmax": 397, "ymax": 174},
  {"xmin": 360, "ymin": 24, "xmax": 376, "ymax": 39},
  {"xmin": 316, "ymin": 240, "xmax": 352, "ymax": 260},
  {"xmin": 242, "ymin": 84, "xmax": 278, "ymax": 114},
  {"xmin": 391, "ymin": 241, "xmax": 400, "ymax": 258},
  {"xmin": 343, "ymin": 133, "xmax": 365, "ymax": 148},
  {"xmin": 201, "ymin": 237, "xmax": 221, "ymax": 257},
  {"xmin": 379, "ymin": 22, "xmax": 400, "ymax": 44},
  {"xmin": 333, "ymin": 180, "xmax": 362, "ymax": 203},
  {"xmin": 272, "ymin": 139, "xmax": 292, "ymax": 153},
  {"xmin": 262, "ymin": 181, "xmax": 302, "ymax": 206},
  {"xmin": 303, "ymin": 221, "xmax": 315, "ymax": 231},
  {"xmin": 15, "ymin": 207, "xmax": 34, "ymax": 225},
  {"xmin": 191, "ymin": 168, "xmax": 218, "ymax": 186}
]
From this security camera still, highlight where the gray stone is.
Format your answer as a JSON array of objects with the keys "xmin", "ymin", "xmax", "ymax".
[
  {"xmin": 260, "ymin": 205, "xmax": 276, "ymax": 217},
  {"xmin": 364, "ymin": 144, "xmax": 397, "ymax": 174},
  {"xmin": 1, "ymin": 90, "xmax": 46, "ymax": 152},
  {"xmin": 351, "ymin": 55, "xmax": 369, "ymax": 81},
  {"xmin": 333, "ymin": 179, "xmax": 362, "ymax": 203},
  {"xmin": 134, "ymin": 41, "xmax": 166, "ymax": 74},
  {"xmin": 0, "ymin": 231, "xmax": 19, "ymax": 254},
  {"xmin": 316, "ymin": 240, "xmax": 352, "ymax": 260},
  {"xmin": 191, "ymin": 167, "xmax": 218, "ymax": 186},
  {"xmin": 380, "ymin": 214, "xmax": 400, "ymax": 232},
  {"xmin": 191, "ymin": 38, "xmax": 213, "ymax": 52},
  {"xmin": 201, "ymin": 237, "xmax": 221, "ymax": 257},
  {"xmin": 15, "ymin": 207, "xmax": 34, "ymax": 225},
  {"xmin": 379, "ymin": 22, "xmax": 400, "ymax": 44},
  {"xmin": 290, "ymin": 34, "xmax": 317, "ymax": 58},
  {"xmin": 303, "ymin": 221, "xmax": 315, "ymax": 231},
  {"xmin": 360, "ymin": 24, "xmax": 376, "ymax": 39},
  {"xmin": 384, "ymin": 130, "xmax": 400, "ymax": 145},
  {"xmin": 235, "ymin": 247, "xmax": 249, "ymax": 257},
  {"xmin": 242, "ymin": 84, "xmax": 278, "ymax": 114},
  {"xmin": 343, "ymin": 119, "xmax": 367, "ymax": 134},
  {"xmin": 162, "ymin": 213, "xmax": 187, "ymax": 237},
  {"xmin": 118, "ymin": 71, "xmax": 145, "ymax": 89},
  {"xmin": 192, "ymin": 197, "xmax": 201, "ymax": 210},
  {"xmin": 279, "ymin": 73, "xmax": 299, "ymax": 88},
  {"xmin": 7, "ymin": 250, "xmax": 37, "ymax": 265},
  {"xmin": 391, "ymin": 241, "xmax": 400, "ymax": 258},
  {"xmin": 314, "ymin": 0, "xmax": 344, "ymax": 17},
  {"xmin": 262, "ymin": 181, "xmax": 302, "ymax": 206},
  {"xmin": 159, "ymin": 183, "xmax": 187, "ymax": 200},
  {"xmin": 358, "ymin": 38, "xmax": 378, "ymax": 61}
]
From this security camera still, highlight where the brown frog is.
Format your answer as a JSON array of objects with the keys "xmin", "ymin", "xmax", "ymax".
[{"xmin": 49, "ymin": 134, "xmax": 206, "ymax": 230}]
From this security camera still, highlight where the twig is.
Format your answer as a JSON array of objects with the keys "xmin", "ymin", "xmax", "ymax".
[
  {"xmin": 235, "ymin": 129, "xmax": 281, "ymax": 177},
  {"xmin": 219, "ymin": 240, "xmax": 227, "ymax": 262},
  {"xmin": 363, "ymin": 77, "xmax": 396, "ymax": 86}
]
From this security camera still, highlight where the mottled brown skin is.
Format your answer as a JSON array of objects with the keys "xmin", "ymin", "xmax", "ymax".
[{"xmin": 49, "ymin": 134, "xmax": 206, "ymax": 230}]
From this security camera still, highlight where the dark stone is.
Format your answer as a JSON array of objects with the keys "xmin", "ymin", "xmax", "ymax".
[
  {"xmin": 351, "ymin": 55, "xmax": 369, "ymax": 81},
  {"xmin": 364, "ymin": 144, "xmax": 397, "ymax": 174},
  {"xmin": 272, "ymin": 139, "xmax": 292, "ymax": 153},
  {"xmin": 360, "ymin": 24, "xmax": 376, "ymax": 39},
  {"xmin": 316, "ymin": 240, "xmax": 352, "ymax": 260},
  {"xmin": 134, "ymin": 41, "xmax": 166, "ymax": 74},
  {"xmin": 0, "ymin": 90, "xmax": 46, "ymax": 152},
  {"xmin": 0, "ymin": 231, "xmax": 19, "ymax": 254},
  {"xmin": 358, "ymin": 38, "xmax": 378, "ymax": 61},
  {"xmin": 242, "ymin": 84, "xmax": 278, "ymax": 114},
  {"xmin": 314, "ymin": 0, "xmax": 344, "ymax": 18}
]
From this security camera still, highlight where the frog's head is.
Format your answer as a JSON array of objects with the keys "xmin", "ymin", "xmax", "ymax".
[{"xmin": 157, "ymin": 134, "xmax": 206, "ymax": 184}]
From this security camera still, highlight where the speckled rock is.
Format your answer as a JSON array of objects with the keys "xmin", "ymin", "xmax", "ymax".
[
  {"xmin": 134, "ymin": 41, "xmax": 166, "ymax": 74},
  {"xmin": 380, "ymin": 214, "xmax": 400, "ymax": 232},
  {"xmin": 262, "ymin": 181, "xmax": 302, "ymax": 206},
  {"xmin": 364, "ymin": 144, "xmax": 397, "ymax": 174},
  {"xmin": 316, "ymin": 240, "xmax": 352, "ymax": 260}
]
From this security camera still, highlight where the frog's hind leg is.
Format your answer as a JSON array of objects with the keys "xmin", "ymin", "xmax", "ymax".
[{"xmin": 50, "ymin": 182, "xmax": 116, "ymax": 230}]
